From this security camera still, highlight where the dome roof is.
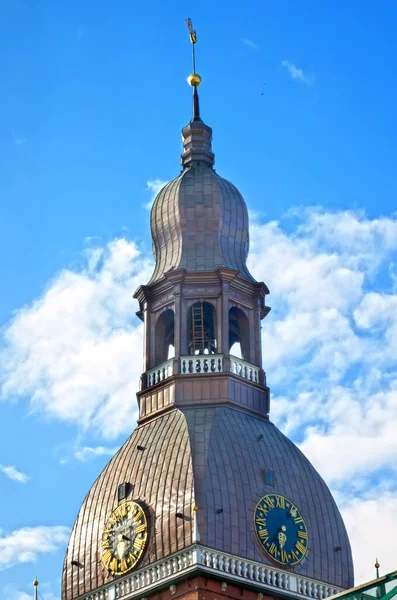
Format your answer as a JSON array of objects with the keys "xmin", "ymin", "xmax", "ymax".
[
  {"xmin": 62, "ymin": 407, "xmax": 353, "ymax": 599},
  {"xmin": 149, "ymin": 106, "xmax": 255, "ymax": 284},
  {"xmin": 150, "ymin": 165, "xmax": 254, "ymax": 283}
]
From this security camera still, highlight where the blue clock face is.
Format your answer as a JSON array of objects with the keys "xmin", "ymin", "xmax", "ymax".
[{"xmin": 254, "ymin": 493, "xmax": 308, "ymax": 566}]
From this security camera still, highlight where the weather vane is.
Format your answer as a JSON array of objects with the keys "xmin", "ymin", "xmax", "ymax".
[{"xmin": 185, "ymin": 18, "xmax": 201, "ymax": 88}]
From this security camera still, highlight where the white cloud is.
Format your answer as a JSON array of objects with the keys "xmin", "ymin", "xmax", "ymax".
[
  {"xmin": 3, "ymin": 587, "xmax": 31, "ymax": 600},
  {"xmin": 0, "ymin": 526, "xmax": 69, "ymax": 570},
  {"xmin": 341, "ymin": 490, "xmax": 397, "ymax": 583},
  {"xmin": 74, "ymin": 445, "xmax": 120, "ymax": 461},
  {"xmin": 4, "ymin": 583, "xmax": 59, "ymax": 600},
  {"xmin": 0, "ymin": 238, "xmax": 153, "ymax": 439},
  {"xmin": 299, "ymin": 386, "xmax": 397, "ymax": 484},
  {"xmin": 281, "ymin": 60, "xmax": 312, "ymax": 86},
  {"xmin": 249, "ymin": 209, "xmax": 397, "ymax": 463},
  {"xmin": 145, "ymin": 179, "xmax": 168, "ymax": 210},
  {"xmin": 242, "ymin": 38, "xmax": 259, "ymax": 50},
  {"xmin": 0, "ymin": 464, "xmax": 30, "ymax": 484}
]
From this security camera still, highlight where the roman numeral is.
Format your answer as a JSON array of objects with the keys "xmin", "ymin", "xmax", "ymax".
[
  {"xmin": 281, "ymin": 550, "xmax": 288, "ymax": 563},
  {"xmin": 258, "ymin": 528, "xmax": 269, "ymax": 541},
  {"xmin": 136, "ymin": 524, "xmax": 146, "ymax": 534},
  {"xmin": 298, "ymin": 530, "xmax": 308, "ymax": 539},
  {"xmin": 120, "ymin": 558, "xmax": 128, "ymax": 572},
  {"xmin": 101, "ymin": 540, "xmax": 110, "ymax": 549},
  {"xmin": 263, "ymin": 496, "xmax": 275, "ymax": 509},
  {"xmin": 275, "ymin": 495, "xmax": 285, "ymax": 509},
  {"xmin": 294, "ymin": 516, "xmax": 304, "ymax": 524},
  {"xmin": 133, "ymin": 538, "xmax": 146, "ymax": 550},
  {"xmin": 110, "ymin": 558, "xmax": 118, "ymax": 572},
  {"xmin": 102, "ymin": 550, "xmax": 112, "ymax": 567},
  {"xmin": 255, "ymin": 517, "xmax": 267, "ymax": 526},
  {"xmin": 290, "ymin": 550, "xmax": 299, "ymax": 562},
  {"xmin": 296, "ymin": 541, "xmax": 306, "ymax": 555},
  {"xmin": 269, "ymin": 542, "xmax": 277, "ymax": 556}
]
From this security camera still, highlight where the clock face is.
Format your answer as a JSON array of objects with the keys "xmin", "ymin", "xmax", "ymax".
[
  {"xmin": 254, "ymin": 493, "xmax": 308, "ymax": 567},
  {"xmin": 101, "ymin": 501, "xmax": 148, "ymax": 575}
]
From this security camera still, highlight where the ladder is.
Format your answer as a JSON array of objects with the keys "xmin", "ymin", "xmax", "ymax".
[{"xmin": 191, "ymin": 303, "xmax": 205, "ymax": 354}]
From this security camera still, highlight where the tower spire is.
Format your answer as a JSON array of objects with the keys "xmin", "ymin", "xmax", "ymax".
[
  {"xmin": 375, "ymin": 558, "xmax": 380, "ymax": 579},
  {"xmin": 33, "ymin": 578, "xmax": 39, "ymax": 600},
  {"xmin": 185, "ymin": 18, "xmax": 202, "ymax": 122},
  {"xmin": 181, "ymin": 18, "xmax": 214, "ymax": 167}
]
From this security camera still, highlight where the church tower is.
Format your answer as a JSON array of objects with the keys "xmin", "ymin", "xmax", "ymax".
[{"xmin": 62, "ymin": 22, "xmax": 354, "ymax": 600}]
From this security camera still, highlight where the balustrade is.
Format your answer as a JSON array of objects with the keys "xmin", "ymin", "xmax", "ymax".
[
  {"xmin": 230, "ymin": 355, "xmax": 260, "ymax": 383},
  {"xmin": 147, "ymin": 355, "xmax": 264, "ymax": 388},
  {"xmin": 180, "ymin": 354, "xmax": 223, "ymax": 375},
  {"xmin": 147, "ymin": 359, "xmax": 173, "ymax": 387},
  {"xmin": 79, "ymin": 544, "xmax": 341, "ymax": 600}
]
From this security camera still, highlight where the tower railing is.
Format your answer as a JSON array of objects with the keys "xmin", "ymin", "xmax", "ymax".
[
  {"xmin": 147, "ymin": 359, "xmax": 174, "ymax": 387},
  {"xmin": 229, "ymin": 355, "xmax": 260, "ymax": 384},
  {"xmin": 180, "ymin": 354, "xmax": 223, "ymax": 375},
  {"xmin": 145, "ymin": 355, "xmax": 265, "ymax": 389},
  {"xmin": 77, "ymin": 544, "xmax": 342, "ymax": 600}
]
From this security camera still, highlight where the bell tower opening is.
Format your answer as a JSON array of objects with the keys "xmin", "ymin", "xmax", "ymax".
[
  {"xmin": 229, "ymin": 306, "xmax": 250, "ymax": 361},
  {"xmin": 154, "ymin": 309, "xmax": 175, "ymax": 365},
  {"xmin": 188, "ymin": 301, "xmax": 217, "ymax": 355}
]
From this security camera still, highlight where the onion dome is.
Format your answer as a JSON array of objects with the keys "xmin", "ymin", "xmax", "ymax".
[{"xmin": 149, "ymin": 90, "xmax": 254, "ymax": 284}]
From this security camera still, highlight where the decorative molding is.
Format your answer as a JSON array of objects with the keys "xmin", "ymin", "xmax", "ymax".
[{"xmin": 76, "ymin": 545, "xmax": 343, "ymax": 600}]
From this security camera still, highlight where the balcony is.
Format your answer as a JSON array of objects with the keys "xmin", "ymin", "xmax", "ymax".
[{"xmin": 145, "ymin": 354, "xmax": 264, "ymax": 389}]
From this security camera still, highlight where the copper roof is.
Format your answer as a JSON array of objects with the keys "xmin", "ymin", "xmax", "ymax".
[{"xmin": 62, "ymin": 407, "xmax": 353, "ymax": 599}]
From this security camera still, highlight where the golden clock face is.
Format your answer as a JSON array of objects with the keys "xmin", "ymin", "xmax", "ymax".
[
  {"xmin": 254, "ymin": 493, "xmax": 308, "ymax": 567},
  {"xmin": 101, "ymin": 501, "xmax": 148, "ymax": 575}
]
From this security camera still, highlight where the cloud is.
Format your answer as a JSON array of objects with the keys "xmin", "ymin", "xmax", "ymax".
[
  {"xmin": 341, "ymin": 489, "xmax": 397, "ymax": 583},
  {"xmin": 242, "ymin": 38, "xmax": 259, "ymax": 50},
  {"xmin": 3, "ymin": 583, "xmax": 60, "ymax": 600},
  {"xmin": 0, "ymin": 526, "xmax": 69, "ymax": 570},
  {"xmin": 74, "ymin": 445, "xmax": 120, "ymax": 461},
  {"xmin": 281, "ymin": 60, "xmax": 312, "ymax": 86},
  {"xmin": 3, "ymin": 587, "xmax": 31, "ymax": 600},
  {"xmin": 0, "ymin": 238, "xmax": 153, "ymax": 439},
  {"xmin": 145, "ymin": 179, "xmax": 168, "ymax": 210},
  {"xmin": 0, "ymin": 464, "xmax": 30, "ymax": 483}
]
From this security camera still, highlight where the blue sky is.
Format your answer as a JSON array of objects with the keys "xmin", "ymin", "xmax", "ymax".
[{"xmin": 1, "ymin": 1, "xmax": 397, "ymax": 598}]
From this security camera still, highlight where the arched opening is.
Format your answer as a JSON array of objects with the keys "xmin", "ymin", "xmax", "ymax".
[
  {"xmin": 229, "ymin": 307, "xmax": 250, "ymax": 361},
  {"xmin": 155, "ymin": 309, "xmax": 175, "ymax": 365},
  {"xmin": 230, "ymin": 342, "xmax": 242, "ymax": 359},
  {"xmin": 188, "ymin": 302, "xmax": 217, "ymax": 355}
]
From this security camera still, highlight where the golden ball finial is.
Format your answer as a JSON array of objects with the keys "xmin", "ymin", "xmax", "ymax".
[
  {"xmin": 33, "ymin": 579, "xmax": 39, "ymax": 586},
  {"xmin": 375, "ymin": 559, "xmax": 380, "ymax": 569},
  {"xmin": 187, "ymin": 73, "xmax": 201, "ymax": 87}
]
